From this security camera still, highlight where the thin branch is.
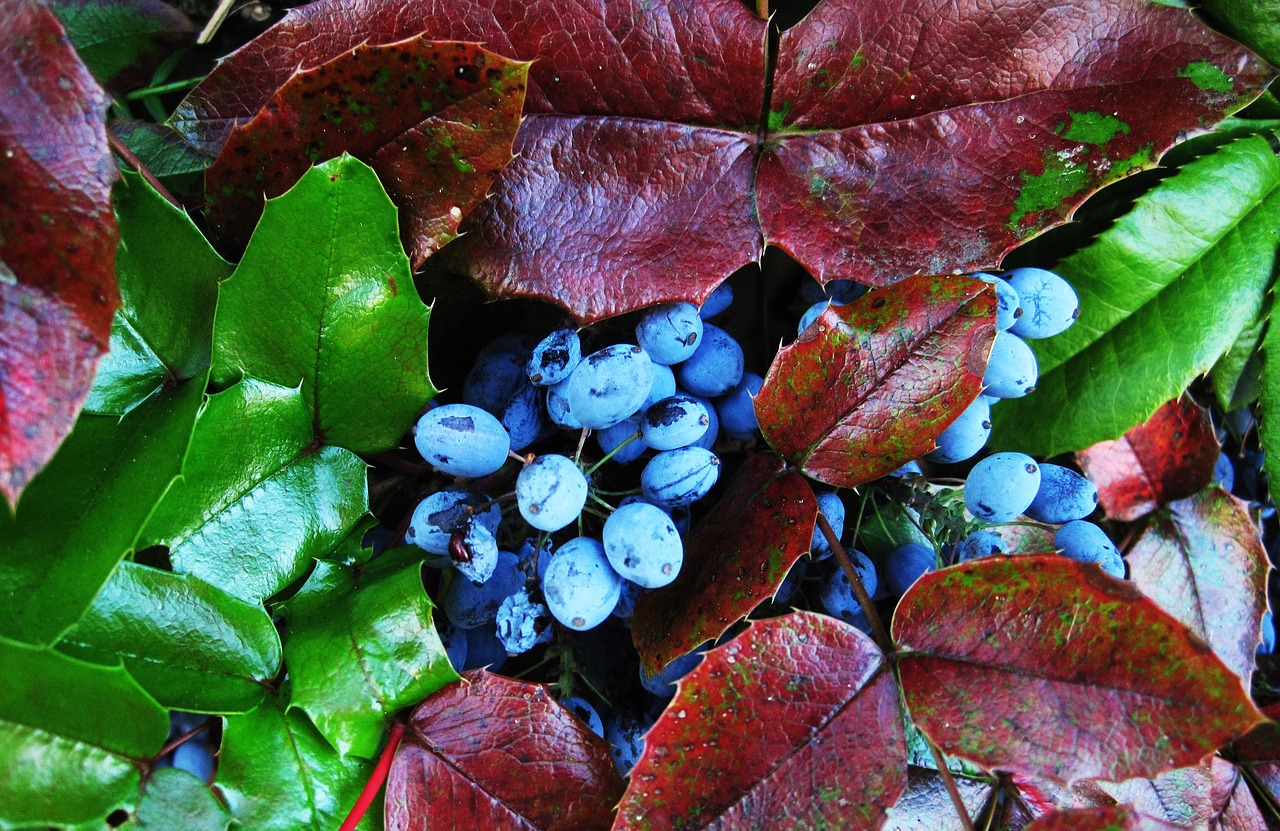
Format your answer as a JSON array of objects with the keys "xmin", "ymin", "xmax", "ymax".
[
  {"xmin": 926, "ymin": 738, "xmax": 977, "ymax": 831},
  {"xmin": 338, "ymin": 720, "xmax": 406, "ymax": 831},
  {"xmin": 196, "ymin": 0, "xmax": 238, "ymax": 44},
  {"xmin": 108, "ymin": 131, "xmax": 180, "ymax": 209},
  {"xmin": 150, "ymin": 720, "xmax": 211, "ymax": 765},
  {"xmin": 816, "ymin": 510, "xmax": 892, "ymax": 653}
]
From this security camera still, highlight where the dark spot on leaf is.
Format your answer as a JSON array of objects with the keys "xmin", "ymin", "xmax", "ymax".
[{"xmin": 455, "ymin": 63, "xmax": 480, "ymax": 83}]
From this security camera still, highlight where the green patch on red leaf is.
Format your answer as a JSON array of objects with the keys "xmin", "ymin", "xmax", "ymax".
[
  {"xmin": 614, "ymin": 612, "xmax": 906, "ymax": 831},
  {"xmin": 385, "ymin": 671, "xmax": 623, "ymax": 830},
  {"xmin": 894, "ymin": 556, "xmax": 1264, "ymax": 784},
  {"xmin": 172, "ymin": 0, "xmax": 1272, "ymax": 322},
  {"xmin": 756, "ymin": 275, "xmax": 996, "ymax": 488},
  {"xmin": 1126, "ymin": 487, "xmax": 1270, "ymax": 684},
  {"xmin": 1076, "ymin": 397, "xmax": 1220, "ymax": 521},
  {"xmin": 0, "ymin": 0, "xmax": 121, "ymax": 508},
  {"xmin": 204, "ymin": 37, "xmax": 527, "ymax": 265},
  {"xmin": 631, "ymin": 452, "xmax": 816, "ymax": 677}
]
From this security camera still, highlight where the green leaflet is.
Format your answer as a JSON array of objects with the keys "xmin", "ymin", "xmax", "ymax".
[
  {"xmin": 1260, "ymin": 296, "xmax": 1280, "ymax": 503},
  {"xmin": 1199, "ymin": 0, "xmax": 1280, "ymax": 68},
  {"xmin": 57, "ymin": 561, "xmax": 281, "ymax": 714},
  {"xmin": 991, "ymin": 136, "xmax": 1280, "ymax": 455},
  {"xmin": 48, "ymin": 0, "xmax": 190, "ymax": 87},
  {"xmin": 211, "ymin": 155, "xmax": 435, "ymax": 453},
  {"xmin": 0, "ymin": 638, "xmax": 168, "ymax": 828},
  {"xmin": 134, "ymin": 768, "xmax": 234, "ymax": 831},
  {"xmin": 0, "ymin": 377, "xmax": 203, "ymax": 646},
  {"xmin": 218, "ymin": 693, "xmax": 375, "ymax": 831},
  {"xmin": 87, "ymin": 170, "xmax": 230, "ymax": 416},
  {"xmin": 139, "ymin": 378, "xmax": 368, "ymax": 604},
  {"xmin": 1210, "ymin": 309, "xmax": 1268, "ymax": 411},
  {"xmin": 283, "ymin": 548, "xmax": 459, "ymax": 758}
]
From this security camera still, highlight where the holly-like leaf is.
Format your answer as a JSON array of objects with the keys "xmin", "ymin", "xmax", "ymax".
[
  {"xmin": 1094, "ymin": 758, "xmax": 1269, "ymax": 831},
  {"xmin": 56, "ymin": 561, "xmax": 281, "ymax": 714},
  {"xmin": 1199, "ymin": 0, "xmax": 1280, "ymax": 67},
  {"xmin": 1075, "ymin": 397, "xmax": 1220, "ymax": 521},
  {"xmin": 218, "ymin": 692, "xmax": 374, "ymax": 831},
  {"xmin": 894, "ymin": 556, "xmax": 1264, "ymax": 784},
  {"xmin": 1126, "ymin": 487, "xmax": 1270, "ymax": 684},
  {"xmin": 1022, "ymin": 805, "xmax": 1183, "ymax": 831},
  {"xmin": 111, "ymin": 119, "xmax": 207, "ymax": 179},
  {"xmin": 48, "ymin": 0, "xmax": 191, "ymax": 89},
  {"xmin": 1210, "ymin": 313, "xmax": 1266, "ymax": 412},
  {"xmin": 0, "ymin": 377, "xmax": 202, "ymax": 646},
  {"xmin": 631, "ymin": 452, "xmax": 816, "ymax": 676},
  {"xmin": 756, "ymin": 275, "xmax": 996, "ymax": 487},
  {"xmin": 614, "ymin": 612, "xmax": 906, "ymax": 830},
  {"xmin": 283, "ymin": 549, "xmax": 459, "ymax": 759},
  {"xmin": 1, "ymin": 0, "xmax": 121, "ymax": 508},
  {"xmin": 0, "ymin": 638, "xmax": 168, "ymax": 829},
  {"xmin": 205, "ymin": 39, "xmax": 526, "ymax": 265},
  {"xmin": 138, "ymin": 378, "xmax": 368, "ymax": 604},
  {"xmin": 211, "ymin": 155, "xmax": 435, "ymax": 453},
  {"xmin": 883, "ymin": 767, "xmax": 994, "ymax": 831},
  {"xmin": 385, "ymin": 671, "xmax": 624, "ymax": 830},
  {"xmin": 87, "ymin": 170, "xmax": 231, "ymax": 416},
  {"xmin": 134, "ymin": 768, "xmax": 235, "ymax": 831},
  {"xmin": 1260, "ymin": 303, "xmax": 1280, "ymax": 504},
  {"xmin": 172, "ymin": 0, "xmax": 1271, "ymax": 322},
  {"xmin": 991, "ymin": 135, "xmax": 1280, "ymax": 456}
]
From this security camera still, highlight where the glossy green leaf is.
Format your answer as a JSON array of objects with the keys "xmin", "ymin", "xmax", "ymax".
[
  {"xmin": 992, "ymin": 136, "xmax": 1280, "ymax": 455},
  {"xmin": 87, "ymin": 170, "xmax": 231, "ymax": 416},
  {"xmin": 112, "ymin": 119, "xmax": 207, "ymax": 180},
  {"xmin": 1262, "ymin": 299, "xmax": 1280, "ymax": 503},
  {"xmin": 48, "ymin": 0, "xmax": 191, "ymax": 88},
  {"xmin": 0, "ymin": 377, "xmax": 202, "ymax": 646},
  {"xmin": 58, "ymin": 561, "xmax": 281, "ymax": 713},
  {"xmin": 211, "ymin": 155, "xmax": 434, "ymax": 453},
  {"xmin": 284, "ymin": 548, "xmax": 458, "ymax": 758},
  {"xmin": 0, "ymin": 637, "xmax": 168, "ymax": 828},
  {"xmin": 139, "ymin": 377, "xmax": 368, "ymax": 604},
  {"xmin": 134, "ymin": 768, "xmax": 234, "ymax": 831},
  {"xmin": 218, "ymin": 692, "xmax": 374, "ymax": 831},
  {"xmin": 1199, "ymin": 0, "xmax": 1280, "ymax": 68},
  {"xmin": 1209, "ymin": 310, "xmax": 1266, "ymax": 411}
]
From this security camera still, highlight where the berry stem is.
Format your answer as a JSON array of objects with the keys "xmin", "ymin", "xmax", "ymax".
[
  {"xmin": 925, "ymin": 737, "xmax": 977, "ymax": 831},
  {"xmin": 338, "ymin": 720, "xmax": 406, "ymax": 831},
  {"xmin": 585, "ymin": 431, "xmax": 641, "ymax": 475},
  {"xmin": 817, "ymin": 510, "xmax": 892, "ymax": 654},
  {"xmin": 573, "ymin": 428, "xmax": 591, "ymax": 464}
]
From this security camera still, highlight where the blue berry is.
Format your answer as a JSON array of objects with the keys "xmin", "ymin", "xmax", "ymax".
[
  {"xmin": 926, "ymin": 396, "xmax": 991, "ymax": 464},
  {"xmin": 611, "ymin": 579, "xmax": 645, "ymax": 622},
  {"xmin": 527, "ymin": 329, "xmax": 581, "ymax": 386},
  {"xmin": 443, "ymin": 550, "xmax": 523, "ymax": 629},
  {"xmin": 595, "ymin": 416, "xmax": 648, "ymax": 464},
  {"xmin": 699, "ymin": 283, "xmax": 734, "ymax": 318},
  {"xmin": 1026, "ymin": 463, "xmax": 1098, "ymax": 524},
  {"xmin": 542, "ymin": 537, "xmax": 623, "ymax": 631},
  {"xmin": 498, "ymin": 378, "xmax": 544, "ymax": 452},
  {"xmin": 454, "ymin": 521, "xmax": 499, "ymax": 584},
  {"xmin": 801, "ymin": 277, "xmax": 866, "ymax": 305},
  {"xmin": 567, "ymin": 344, "xmax": 655, "ymax": 429},
  {"xmin": 639, "ymin": 649, "xmax": 702, "ymax": 699},
  {"xmin": 638, "ymin": 363, "xmax": 677, "ymax": 413},
  {"xmin": 964, "ymin": 452, "xmax": 1041, "ymax": 523},
  {"xmin": 983, "ymin": 331, "xmax": 1038, "ymax": 398},
  {"xmin": 495, "ymin": 590, "xmax": 551, "ymax": 654},
  {"xmin": 1212, "ymin": 452, "xmax": 1235, "ymax": 491},
  {"xmin": 1007, "ymin": 267, "xmax": 1079, "ymax": 339},
  {"xmin": 818, "ymin": 552, "xmax": 878, "ymax": 621},
  {"xmin": 407, "ymin": 490, "xmax": 501, "ymax": 556},
  {"xmin": 973, "ymin": 272, "xmax": 1022, "ymax": 331},
  {"xmin": 605, "ymin": 710, "xmax": 653, "ymax": 775},
  {"xmin": 716, "ymin": 372, "xmax": 763, "ymax": 440},
  {"xmin": 641, "ymin": 447, "xmax": 720, "ymax": 507},
  {"xmin": 413, "ymin": 403, "xmax": 511, "ymax": 478},
  {"xmin": 636, "ymin": 302, "xmax": 703, "ymax": 365},
  {"xmin": 1055, "ymin": 520, "xmax": 1123, "ymax": 578},
  {"xmin": 686, "ymin": 393, "xmax": 720, "ymax": 451},
  {"xmin": 545, "ymin": 377, "xmax": 583, "ymax": 429},
  {"xmin": 603, "ymin": 502, "xmax": 683, "ymax": 588},
  {"xmin": 461, "ymin": 623, "xmax": 507, "ymax": 672},
  {"xmin": 1260, "ymin": 610, "xmax": 1275, "ymax": 655},
  {"xmin": 885, "ymin": 541, "xmax": 936, "ymax": 596},
  {"xmin": 463, "ymin": 349, "xmax": 528, "ymax": 414},
  {"xmin": 773, "ymin": 558, "xmax": 808, "ymax": 604},
  {"xmin": 560, "ymin": 696, "xmax": 604, "ymax": 738},
  {"xmin": 676, "ymin": 323, "xmax": 743, "ymax": 397},
  {"xmin": 810, "ymin": 491, "xmax": 845, "ymax": 559},
  {"xmin": 954, "ymin": 530, "xmax": 1008, "ymax": 562},
  {"xmin": 516, "ymin": 454, "xmax": 589, "ymax": 532},
  {"xmin": 798, "ymin": 300, "xmax": 832, "ymax": 335},
  {"xmin": 436, "ymin": 619, "xmax": 468, "ymax": 671},
  {"xmin": 641, "ymin": 394, "xmax": 710, "ymax": 451}
]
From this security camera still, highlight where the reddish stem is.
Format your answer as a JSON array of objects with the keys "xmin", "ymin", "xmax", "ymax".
[
  {"xmin": 338, "ymin": 720, "xmax": 406, "ymax": 831},
  {"xmin": 107, "ymin": 131, "xmax": 181, "ymax": 209}
]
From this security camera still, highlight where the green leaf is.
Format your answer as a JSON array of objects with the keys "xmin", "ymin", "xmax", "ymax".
[
  {"xmin": 211, "ymin": 155, "xmax": 435, "ymax": 453},
  {"xmin": 88, "ymin": 170, "xmax": 231, "ymax": 416},
  {"xmin": 139, "ymin": 378, "xmax": 368, "ymax": 604},
  {"xmin": 1260, "ymin": 296, "xmax": 1280, "ymax": 502},
  {"xmin": 0, "ymin": 378, "xmax": 203, "ymax": 646},
  {"xmin": 0, "ymin": 637, "xmax": 168, "ymax": 828},
  {"xmin": 57, "ymin": 561, "xmax": 281, "ymax": 713},
  {"xmin": 283, "ymin": 548, "xmax": 459, "ymax": 758},
  {"xmin": 1209, "ymin": 308, "xmax": 1268, "ymax": 411},
  {"xmin": 218, "ymin": 692, "xmax": 374, "ymax": 831},
  {"xmin": 48, "ymin": 0, "xmax": 191, "ymax": 88},
  {"xmin": 134, "ymin": 768, "xmax": 234, "ymax": 831},
  {"xmin": 112, "ymin": 119, "xmax": 208, "ymax": 179},
  {"xmin": 1199, "ymin": 0, "xmax": 1280, "ymax": 68},
  {"xmin": 992, "ymin": 136, "xmax": 1280, "ymax": 455}
]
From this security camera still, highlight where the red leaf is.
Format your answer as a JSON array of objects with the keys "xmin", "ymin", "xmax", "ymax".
[
  {"xmin": 1076, "ymin": 397, "xmax": 1220, "ymax": 521},
  {"xmin": 630, "ymin": 452, "xmax": 816, "ymax": 676},
  {"xmin": 883, "ymin": 767, "xmax": 994, "ymax": 831},
  {"xmin": 0, "ymin": 0, "xmax": 120, "ymax": 508},
  {"xmin": 613, "ymin": 612, "xmax": 906, "ymax": 831},
  {"xmin": 755, "ymin": 275, "xmax": 995, "ymax": 487},
  {"xmin": 893, "ymin": 556, "xmax": 1264, "ymax": 784},
  {"xmin": 1126, "ymin": 487, "xmax": 1270, "ymax": 684},
  {"xmin": 1096, "ymin": 758, "xmax": 1269, "ymax": 831},
  {"xmin": 1023, "ymin": 805, "xmax": 1183, "ymax": 831},
  {"xmin": 385, "ymin": 671, "xmax": 624, "ymax": 830},
  {"xmin": 204, "ymin": 38, "xmax": 526, "ymax": 265},
  {"xmin": 1235, "ymin": 712, "xmax": 1280, "ymax": 820},
  {"xmin": 171, "ymin": 0, "xmax": 1272, "ymax": 322}
]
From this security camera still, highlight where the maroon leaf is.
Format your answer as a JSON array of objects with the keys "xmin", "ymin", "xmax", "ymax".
[
  {"xmin": 171, "ymin": 0, "xmax": 1271, "ymax": 322},
  {"xmin": 385, "ymin": 670, "xmax": 624, "ymax": 830},
  {"xmin": 1126, "ymin": 487, "xmax": 1270, "ymax": 684},
  {"xmin": 630, "ymin": 452, "xmax": 816, "ymax": 676},
  {"xmin": 894, "ymin": 556, "xmax": 1264, "ymax": 784},
  {"xmin": 1095, "ymin": 758, "xmax": 1269, "ymax": 831},
  {"xmin": 613, "ymin": 612, "xmax": 906, "ymax": 831},
  {"xmin": 0, "ymin": 0, "xmax": 120, "ymax": 508},
  {"xmin": 755, "ymin": 275, "xmax": 995, "ymax": 487},
  {"xmin": 883, "ymin": 767, "xmax": 994, "ymax": 831},
  {"xmin": 1076, "ymin": 396, "xmax": 1219, "ymax": 521},
  {"xmin": 204, "ymin": 38, "xmax": 526, "ymax": 265},
  {"xmin": 1235, "ymin": 707, "xmax": 1280, "ymax": 819},
  {"xmin": 1022, "ymin": 805, "xmax": 1183, "ymax": 831}
]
